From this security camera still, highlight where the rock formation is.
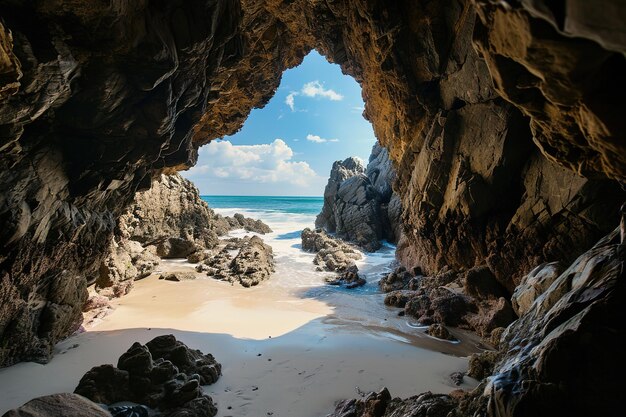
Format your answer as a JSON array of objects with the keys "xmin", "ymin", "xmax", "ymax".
[
  {"xmin": 381, "ymin": 265, "xmax": 516, "ymax": 337},
  {"xmin": 302, "ymin": 228, "xmax": 361, "ymax": 269},
  {"xmin": 197, "ymin": 235, "xmax": 275, "ymax": 287},
  {"xmin": 93, "ymin": 173, "xmax": 272, "ymax": 296},
  {"xmin": 334, "ymin": 227, "xmax": 625, "ymax": 417},
  {"xmin": 75, "ymin": 335, "xmax": 220, "ymax": 417},
  {"xmin": 0, "ymin": 0, "xmax": 625, "ymax": 415},
  {"xmin": 316, "ymin": 144, "xmax": 401, "ymax": 251}
]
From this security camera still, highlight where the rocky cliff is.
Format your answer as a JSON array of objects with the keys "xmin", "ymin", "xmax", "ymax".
[
  {"xmin": 0, "ymin": 0, "xmax": 625, "ymax": 415},
  {"xmin": 316, "ymin": 143, "xmax": 402, "ymax": 251}
]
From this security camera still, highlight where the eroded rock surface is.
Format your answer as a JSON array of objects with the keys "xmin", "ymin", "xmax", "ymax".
[
  {"xmin": 0, "ymin": 6, "xmax": 624, "ymax": 417},
  {"xmin": 302, "ymin": 228, "xmax": 362, "ymax": 271},
  {"xmin": 316, "ymin": 144, "xmax": 401, "ymax": 251},
  {"xmin": 75, "ymin": 335, "xmax": 220, "ymax": 417},
  {"xmin": 198, "ymin": 235, "xmax": 274, "ymax": 287}
]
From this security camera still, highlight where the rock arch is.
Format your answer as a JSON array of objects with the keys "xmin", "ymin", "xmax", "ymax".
[{"xmin": 1, "ymin": 1, "xmax": 625, "ymax": 414}]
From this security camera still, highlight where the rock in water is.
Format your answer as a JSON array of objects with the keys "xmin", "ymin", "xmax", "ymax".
[
  {"xmin": 301, "ymin": 228, "xmax": 362, "ymax": 272},
  {"xmin": 2, "ymin": 393, "xmax": 111, "ymax": 417},
  {"xmin": 316, "ymin": 144, "xmax": 402, "ymax": 251}
]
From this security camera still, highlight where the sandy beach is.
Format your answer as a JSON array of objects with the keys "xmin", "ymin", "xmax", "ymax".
[
  {"xmin": 0, "ymin": 260, "xmax": 480, "ymax": 416},
  {"xmin": 0, "ymin": 207, "xmax": 482, "ymax": 416}
]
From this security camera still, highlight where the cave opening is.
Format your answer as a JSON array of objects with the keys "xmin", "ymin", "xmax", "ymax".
[{"xmin": 183, "ymin": 50, "xmax": 377, "ymax": 198}]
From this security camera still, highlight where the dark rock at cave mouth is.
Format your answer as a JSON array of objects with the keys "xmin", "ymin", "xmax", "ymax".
[{"xmin": 74, "ymin": 335, "xmax": 220, "ymax": 416}]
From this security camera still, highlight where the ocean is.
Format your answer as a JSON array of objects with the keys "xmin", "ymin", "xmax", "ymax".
[
  {"xmin": 201, "ymin": 195, "xmax": 324, "ymax": 215},
  {"xmin": 200, "ymin": 195, "xmax": 397, "ymax": 294}
]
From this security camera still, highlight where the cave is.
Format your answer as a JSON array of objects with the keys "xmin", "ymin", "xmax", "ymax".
[{"xmin": 0, "ymin": 1, "xmax": 625, "ymax": 416}]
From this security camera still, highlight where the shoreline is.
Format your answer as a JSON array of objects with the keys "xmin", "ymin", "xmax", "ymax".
[{"xmin": 0, "ymin": 257, "xmax": 481, "ymax": 416}]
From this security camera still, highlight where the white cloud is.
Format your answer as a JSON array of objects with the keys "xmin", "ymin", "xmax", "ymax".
[
  {"xmin": 284, "ymin": 81, "xmax": 343, "ymax": 111},
  {"xmin": 306, "ymin": 134, "xmax": 339, "ymax": 143},
  {"xmin": 187, "ymin": 139, "xmax": 318, "ymax": 187},
  {"xmin": 301, "ymin": 81, "xmax": 343, "ymax": 101},
  {"xmin": 285, "ymin": 92, "xmax": 296, "ymax": 112}
]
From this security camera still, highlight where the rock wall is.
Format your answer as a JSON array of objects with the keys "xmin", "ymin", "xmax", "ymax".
[
  {"xmin": 0, "ymin": 3, "xmax": 625, "ymax": 414},
  {"xmin": 316, "ymin": 143, "xmax": 402, "ymax": 251}
]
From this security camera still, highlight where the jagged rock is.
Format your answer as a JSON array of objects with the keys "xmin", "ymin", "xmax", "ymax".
[
  {"xmin": 1, "ymin": 393, "xmax": 111, "ymax": 417},
  {"xmin": 316, "ymin": 144, "xmax": 402, "ymax": 251},
  {"xmin": 227, "ymin": 213, "xmax": 272, "ymax": 234},
  {"xmin": 328, "ymin": 389, "xmax": 458, "ymax": 417},
  {"xmin": 201, "ymin": 236, "xmax": 274, "ymax": 287},
  {"xmin": 301, "ymin": 228, "xmax": 362, "ymax": 272},
  {"xmin": 119, "ymin": 174, "xmax": 227, "ymax": 250},
  {"xmin": 186, "ymin": 250, "xmax": 212, "ymax": 264},
  {"xmin": 95, "ymin": 238, "xmax": 160, "ymax": 298},
  {"xmin": 379, "ymin": 266, "xmax": 414, "ymax": 293},
  {"xmin": 449, "ymin": 372, "xmax": 464, "ymax": 387},
  {"xmin": 109, "ymin": 405, "xmax": 149, "ymax": 417},
  {"xmin": 230, "ymin": 236, "xmax": 274, "ymax": 287},
  {"xmin": 75, "ymin": 335, "xmax": 220, "ymax": 416},
  {"xmin": 483, "ymin": 228, "xmax": 625, "ymax": 417},
  {"xmin": 383, "ymin": 291, "xmax": 415, "ymax": 308},
  {"xmin": 467, "ymin": 350, "xmax": 500, "ymax": 381},
  {"xmin": 159, "ymin": 272, "xmax": 197, "ymax": 282},
  {"xmin": 316, "ymin": 157, "xmax": 365, "ymax": 233},
  {"xmin": 328, "ymin": 387, "xmax": 391, "ymax": 417}
]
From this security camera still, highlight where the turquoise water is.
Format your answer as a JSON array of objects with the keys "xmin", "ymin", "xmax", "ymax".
[{"xmin": 201, "ymin": 195, "xmax": 324, "ymax": 215}]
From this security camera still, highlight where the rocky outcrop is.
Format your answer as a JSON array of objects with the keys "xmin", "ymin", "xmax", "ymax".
[
  {"xmin": 94, "ymin": 173, "xmax": 271, "ymax": 296},
  {"xmin": 75, "ymin": 335, "xmax": 220, "ymax": 417},
  {"xmin": 197, "ymin": 235, "xmax": 274, "ymax": 287},
  {"xmin": 316, "ymin": 144, "xmax": 401, "ymax": 251},
  {"xmin": 2, "ymin": 393, "xmax": 111, "ymax": 417},
  {"xmin": 301, "ymin": 228, "xmax": 362, "ymax": 272},
  {"xmin": 228, "ymin": 213, "xmax": 272, "ymax": 234},
  {"xmin": 315, "ymin": 157, "xmax": 365, "ymax": 233},
  {"xmin": 119, "ymin": 174, "xmax": 228, "ymax": 249},
  {"xmin": 331, "ymin": 227, "xmax": 626, "ymax": 417}
]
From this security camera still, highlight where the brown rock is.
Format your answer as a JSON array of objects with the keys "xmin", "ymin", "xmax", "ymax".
[
  {"xmin": 159, "ymin": 272, "xmax": 197, "ymax": 282},
  {"xmin": 2, "ymin": 393, "xmax": 110, "ymax": 417}
]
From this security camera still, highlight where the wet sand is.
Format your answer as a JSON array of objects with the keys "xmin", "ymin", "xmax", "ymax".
[{"xmin": 0, "ymin": 260, "xmax": 481, "ymax": 416}]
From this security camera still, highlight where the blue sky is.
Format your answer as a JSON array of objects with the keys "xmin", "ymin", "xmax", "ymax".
[{"xmin": 182, "ymin": 50, "xmax": 376, "ymax": 196}]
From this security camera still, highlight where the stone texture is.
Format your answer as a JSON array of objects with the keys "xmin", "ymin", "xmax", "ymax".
[
  {"xmin": 316, "ymin": 144, "xmax": 401, "ymax": 251},
  {"xmin": 200, "ymin": 235, "xmax": 274, "ymax": 287},
  {"xmin": 75, "ymin": 335, "xmax": 220, "ymax": 416},
  {"xmin": 301, "ymin": 228, "xmax": 362, "ymax": 273},
  {"xmin": 0, "ymin": 6, "xmax": 624, "ymax": 417},
  {"xmin": 1, "ymin": 393, "xmax": 110, "ymax": 417}
]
